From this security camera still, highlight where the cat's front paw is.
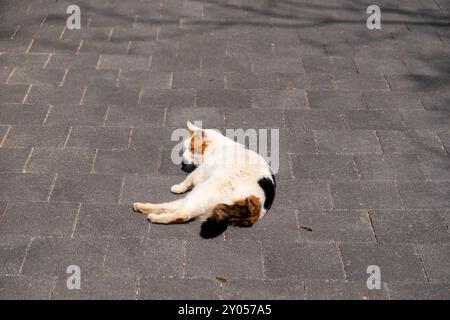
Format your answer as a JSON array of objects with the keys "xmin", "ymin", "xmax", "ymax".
[{"xmin": 170, "ymin": 184, "xmax": 184, "ymax": 194}]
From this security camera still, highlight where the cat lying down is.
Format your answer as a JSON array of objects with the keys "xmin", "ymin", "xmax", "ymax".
[{"xmin": 133, "ymin": 121, "xmax": 276, "ymax": 238}]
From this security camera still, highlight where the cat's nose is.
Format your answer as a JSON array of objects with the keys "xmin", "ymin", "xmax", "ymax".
[{"xmin": 181, "ymin": 161, "xmax": 197, "ymax": 173}]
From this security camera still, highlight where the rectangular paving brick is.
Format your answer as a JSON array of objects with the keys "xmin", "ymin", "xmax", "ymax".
[
  {"xmin": 354, "ymin": 57, "xmax": 408, "ymax": 75},
  {"xmin": 303, "ymin": 56, "xmax": 356, "ymax": 74},
  {"xmin": 26, "ymin": 148, "xmax": 95, "ymax": 174},
  {"xmin": 297, "ymin": 210, "xmax": 375, "ymax": 243},
  {"xmin": 45, "ymin": 104, "xmax": 108, "ymax": 126},
  {"xmin": 197, "ymin": 89, "xmax": 251, "ymax": 109},
  {"xmin": 292, "ymin": 154, "xmax": 359, "ymax": 181},
  {"xmin": 66, "ymin": 126, "xmax": 131, "ymax": 149},
  {"xmin": 279, "ymin": 129, "xmax": 318, "ymax": 154},
  {"xmin": 226, "ymin": 109, "xmax": 283, "ymax": 129},
  {"xmin": 0, "ymin": 104, "xmax": 49, "ymax": 126},
  {"xmin": 138, "ymin": 278, "xmax": 221, "ymax": 300},
  {"xmin": 0, "ymin": 275, "xmax": 54, "ymax": 300},
  {"xmin": 98, "ymin": 54, "xmax": 150, "ymax": 71},
  {"xmin": 305, "ymin": 280, "xmax": 389, "ymax": 300},
  {"xmin": 363, "ymin": 91, "xmax": 422, "ymax": 110},
  {"xmin": 262, "ymin": 241, "xmax": 345, "ymax": 280},
  {"xmin": 437, "ymin": 131, "xmax": 450, "ymax": 153},
  {"xmin": 330, "ymin": 182, "xmax": 404, "ymax": 210},
  {"xmin": 251, "ymin": 89, "xmax": 308, "ymax": 109},
  {"xmin": 63, "ymin": 69, "xmax": 119, "ymax": 87},
  {"xmin": 343, "ymin": 110, "xmax": 406, "ymax": 130},
  {"xmin": 308, "ymin": 91, "xmax": 364, "ymax": 110},
  {"xmin": 276, "ymin": 180, "xmax": 332, "ymax": 210},
  {"xmin": 0, "ymin": 85, "xmax": 29, "ymax": 103},
  {"xmin": 172, "ymin": 70, "xmax": 225, "ymax": 90},
  {"xmin": 370, "ymin": 210, "xmax": 449, "ymax": 244},
  {"xmin": 356, "ymin": 154, "xmax": 426, "ymax": 181},
  {"xmin": 2, "ymin": 126, "xmax": 70, "ymax": 148},
  {"xmin": 417, "ymin": 244, "xmax": 450, "ymax": 283},
  {"xmin": 166, "ymin": 107, "xmax": 225, "ymax": 128},
  {"xmin": 0, "ymin": 53, "xmax": 48, "ymax": 69},
  {"xmin": 20, "ymin": 237, "xmax": 108, "ymax": 277},
  {"xmin": 74, "ymin": 203, "xmax": 148, "ymax": 238},
  {"xmin": 252, "ymin": 56, "xmax": 303, "ymax": 74},
  {"xmin": 93, "ymin": 150, "xmax": 158, "ymax": 174},
  {"xmin": 223, "ymin": 279, "xmax": 305, "ymax": 300},
  {"xmin": 139, "ymin": 88, "xmax": 195, "ymax": 108},
  {"xmin": 286, "ymin": 110, "xmax": 346, "ymax": 130},
  {"xmin": 377, "ymin": 130, "xmax": 445, "ymax": 154},
  {"xmin": 278, "ymin": 73, "xmax": 334, "ymax": 91},
  {"xmin": 0, "ymin": 173, "xmax": 53, "ymax": 201},
  {"xmin": 315, "ymin": 130, "xmax": 382, "ymax": 154},
  {"xmin": 129, "ymin": 127, "xmax": 176, "ymax": 151},
  {"xmin": 50, "ymin": 174, "xmax": 122, "ymax": 203},
  {"xmin": 0, "ymin": 202, "xmax": 79, "ymax": 236},
  {"xmin": 45, "ymin": 54, "xmax": 100, "ymax": 70},
  {"xmin": 26, "ymin": 85, "xmax": 85, "ymax": 105},
  {"xmin": 151, "ymin": 54, "xmax": 200, "ymax": 72},
  {"xmin": 0, "ymin": 148, "xmax": 30, "ymax": 173},
  {"xmin": 0, "ymin": 236, "xmax": 30, "ymax": 276},
  {"xmin": 186, "ymin": 240, "xmax": 263, "ymax": 279},
  {"xmin": 333, "ymin": 73, "xmax": 389, "ymax": 90},
  {"xmin": 226, "ymin": 72, "xmax": 278, "ymax": 89},
  {"xmin": 8, "ymin": 67, "xmax": 65, "ymax": 86},
  {"xmin": 118, "ymin": 71, "xmax": 171, "ymax": 89},
  {"xmin": 120, "ymin": 175, "xmax": 180, "ymax": 206},
  {"xmin": 418, "ymin": 153, "xmax": 450, "ymax": 180},
  {"xmin": 340, "ymin": 243, "xmax": 427, "ymax": 282},
  {"xmin": 104, "ymin": 238, "xmax": 184, "ymax": 277},
  {"xmin": 388, "ymin": 283, "xmax": 450, "ymax": 300},
  {"xmin": 106, "ymin": 106, "xmax": 165, "ymax": 128},
  {"xmin": 83, "ymin": 85, "xmax": 140, "ymax": 106},
  {"xmin": 401, "ymin": 110, "xmax": 450, "ymax": 130},
  {"xmin": 398, "ymin": 182, "xmax": 450, "ymax": 209}
]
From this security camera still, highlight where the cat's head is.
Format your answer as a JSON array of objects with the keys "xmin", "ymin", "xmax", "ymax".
[{"xmin": 181, "ymin": 121, "xmax": 217, "ymax": 172}]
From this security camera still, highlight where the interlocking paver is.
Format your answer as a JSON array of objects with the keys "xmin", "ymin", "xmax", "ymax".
[
  {"xmin": 66, "ymin": 126, "xmax": 131, "ymax": 149},
  {"xmin": 26, "ymin": 148, "xmax": 95, "ymax": 174},
  {"xmin": 223, "ymin": 279, "xmax": 305, "ymax": 300},
  {"xmin": 0, "ymin": 148, "xmax": 30, "ymax": 173},
  {"xmin": 417, "ymin": 244, "xmax": 450, "ymax": 283},
  {"xmin": 0, "ymin": 173, "xmax": 53, "ymax": 201},
  {"xmin": 0, "ymin": 236, "xmax": 30, "ymax": 276},
  {"xmin": 138, "ymin": 278, "xmax": 220, "ymax": 300},
  {"xmin": 0, "ymin": 276, "xmax": 54, "ymax": 300},
  {"xmin": 93, "ymin": 150, "xmax": 158, "ymax": 174},
  {"xmin": 0, "ymin": 104, "xmax": 49, "ymax": 125},
  {"xmin": 315, "ymin": 130, "xmax": 382, "ymax": 154},
  {"xmin": 2, "ymin": 126, "xmax": 70, "ymax": 148},
  {"xmin": 305, "ymin": 280, "xmax": 389, "ymax": 300}
]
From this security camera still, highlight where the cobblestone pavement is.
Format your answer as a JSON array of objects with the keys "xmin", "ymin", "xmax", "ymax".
[{"xmin": 0, "ymin": 0, "xmax": 449, "ymax": 300}]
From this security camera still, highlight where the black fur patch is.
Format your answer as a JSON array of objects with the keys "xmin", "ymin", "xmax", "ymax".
[
  {"xmin": 200, "ymin": 219, "xmax": 227, "ymax": 239},
  {"xmin": 258, "ymin": 175, "xmax": 276, "ymax": 210}
]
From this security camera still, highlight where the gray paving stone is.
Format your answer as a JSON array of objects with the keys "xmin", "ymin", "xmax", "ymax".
[
  {"xmin": 0, "ymin": 236, "xmax": 29, "ymax": 275},
  {"xmin": 292, "ymin": 154, "xmax": 359, "ymax": 181},
  {"xmin": 344, "ymin": 110, "xmax": 406, "ymax": 130},
  {"xmin": 2, "ymin": 125, "xmax": 70, "ymax": 148},
  {"xmin": 50, "ymin": 174, "xmax": 122, "ymax": 203},
  {"xmin": 421, "ymin": 91, "xmax": 450, "ymax": 111},
  {"xmin": 104, "ymin": 238, "xmax": 184, "ymax": 277},
  {"xmin": 315, "ymin": 130, "xmax": 382, "ymax": 154},
  {"xmin": 285, "ymin": 110, "xmax": 346, "ymax": 130},
  {"xmin": 0, "ymin": 84, "xmax": 29, "ymax": 103},
  {"xmin": 275, "ymin": 180, "xmax": 332, "ymax": 210},
  {"xmin": 84, "ymin": 85, "xmax": 140, "ymax": 106},
  {"xmin": 118, "ymin": 71, "xmax": 171, "ymax": 89},
  {"xmin": 98, "ymin": 54, "xmax": 150, "ymax": 71},
  {"xmin": 330, "ymin": 182, "xmax": 404, "ymax": 210},
  {"xmin": 356, "ymin": 154, "xmax": 426, "ymax": 181},
  {"xmin": 363, "ymin": 91, "xmax": 423, "ymax": 110},
  {"xmin": 226, "ymin": 109, "xmax": 283, "ymax": 129},
  {"xmin": 251, "ymin": 89, "xmax": 308, "ymax": 109},
  {"xmin": 398, "ymin": 182, "xmax": 450, "ymax": 209},
  {"xmin": 29, "ymin": 39, "xmax": 80, "ymax": 54},
  {"xmin": 45, "ymin": 54, "xmax": 100, "ymax": 70},
  {"xmin": 278, "ymin": 73, "xmax": 334, "ymax": 91},
  {"xmin": 151, "ymin": 53, "xmax": 201, "ymax": 72},
  {"xmin": 297, "ymin": 211, "xmax": 375, "ymax": 243},
  {"xmin": 21, "ymin": 237, "xmax": 108, "ymax": 277},
  {"xmin": 305, "ymin": 280, "xmax": 389, "ymax": 300},
  {"xmin": 333, "ymin": 73, "xmax": 389, "ymax": 91},
  {"xmin": 8, "ymin": 67, "xmax": 65, "ymax": 86},
  {"xmin": 354, "ymin": 58, "xmax": 408, "ymax": 75},
  {"xmin": 377, "ymin": 130, "xmax": 445, "ymax": 154},
  {"xmin": 418, "ymin": 244, "xmax": 450, "ymax": 283},
  {"xmin": 106, "ymin": 106, "xmax": 165, "ymax": 128},
  {"xmin": 223, "ymin": 279, "xmax": 305, "ymax": 300},
  {"xmin": 186, "ymin": 240, "xmax": 263, "ymax": 279},
  {"xmin": 226, "ymin": 72, "xmax": 278, "ymax": 90},
  {"xmin": 66, "ymin": 126, "xmax": 131, "ymax": 149},
  {"xmin": 0, "ymin": 202, "xmax": 78, "ymax": 237},
  {"xmin": 197, "ymin": 89, "xmax": 251, "ymax": 109},
  {"xmin": 388, "ymin": 282, "xmax": 450, "ymax": 300},
  {"xmin": 303, "ymin": 56, "xmax": 356, "ymax": 74},
  {"xmin": 26, "ymin": 85, "xmax": 85, "ymax": 105},
  {"xmin": 139, "ymin": 88, "xmax": 195, "ymax": 108},
  {"xmin": 52, "ymin": 274, "xmax": 137, "ymax": 300},
  {"xmin": 0, "ymin": 275, "xmax": 53, "ymax": 300},
  {"xmin": 385, "ymin": 74, "xmax": 450, "ymax": 91},
  {"xmin": 139, "ymin": 277, "xmax": 220, "ymax": 300},
  {"xmin": 370, "ymin": 210, "xmax": 449, "ymax": 244},
  {"xmin": 0, "ymin": 53, "xmax": 48, "ymax": 69},
  {"xmin": 172, "ymin": 70, "xmax": 225, "ymax": 90},
  {"xmin": 121, "ymin": 175, "xmax": 180, "ymax": 206},
  {"xmin": 166, "ymin": 107, "xmax": 225, "ymax": 128},
  {"xmin": 340, "ymin": 243, "xmax": 427, "ymax": 282},
  {"xmin": 0, "ymin": 148, "xmax": 30, "ymax": 173},
  {"xmin": 252, "ymin": 56, "xmax": 303, "ymax": 74},
  {"xmin": 45, "ymin": 104, "xmax": 108, "ymax": 126},
  {"xmin": 0, "ymin": 104, "xmax": 48, "ymax": 125},
  {"xmin": 418, "ymin": 153, "xmax": 450, "ymax": 180},
  {"xmin": 128, "ymin": 39, "xmax": 177, "ymax": 56},
  {"xmin": 202, "ymin": 56, "xmax": 252, "ymax": 73},
  {"xmin": 262, "ymin": 241, "xmax": 345, "ymax": 280},
  {"xmin": 308, "ymin": 91, "xmax": 364, "ymax": 110},
  {"xmin": 279, "ymin": 129, "xmax": 318, "ymax": 154},
  {"xmin": 63, "ymin": 69, "xmax": 119, "ymax": 87},
  {"xmin": 129, "ymin": 127, "xmax": 176, "ymax": 151},
  {"xmin": 0, "ymin": 173, "xmax": 53, "ymax": 201},
  {"xmin": 225, "ymin": 208, "xmax": 299, "ymax": 242},
  {"xmin": 438, "ymin": 131, "xmax": 450, "ymax": 153},
  {"xmin": 401, "ymin": 110, "xmax": 450, "ymax": 130},
  {"xmin": 93, "ymin": 150, "xmax": 158, "ymax": 174},
  {"xmin": 26, "ymin": 148, "xmax": 95, "ymax": 174}
]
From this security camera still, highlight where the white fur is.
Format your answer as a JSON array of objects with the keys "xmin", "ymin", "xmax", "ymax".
[{"xmin": 133, "ymin": 121, "xmax": 273, "ymax": 224}]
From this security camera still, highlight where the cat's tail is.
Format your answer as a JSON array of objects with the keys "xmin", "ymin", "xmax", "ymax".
[{"xmin": 200, "ymin": 195, "xmax": 262, "ymax": 238}]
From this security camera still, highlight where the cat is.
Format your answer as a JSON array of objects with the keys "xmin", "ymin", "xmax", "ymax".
[{"xmin": 133, "ymin": 121, "xmax": 276, "ymax": 238}]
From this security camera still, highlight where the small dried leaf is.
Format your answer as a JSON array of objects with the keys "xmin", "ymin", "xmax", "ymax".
[
  {"xmin": 300, "ymin": 224, "xmax": 313, "ymax": 232},
  {"xmin": 215, "ymin": 276, "xmax": 228, "ymax": 283}
]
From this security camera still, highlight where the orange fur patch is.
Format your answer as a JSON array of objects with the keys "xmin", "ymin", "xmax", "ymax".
[{"xmin": 190, "ymin": 131, "xmax": 209, "ymax": 156}]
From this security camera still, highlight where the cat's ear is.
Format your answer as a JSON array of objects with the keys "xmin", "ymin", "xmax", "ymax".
[{"xmin": 187, "ymin": 121, "xmax": 200, "ymax": 133}]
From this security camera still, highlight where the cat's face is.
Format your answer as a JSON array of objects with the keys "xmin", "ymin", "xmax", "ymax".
[{"xmin": 181, "ymin": 121, "xmax": 212, "ymax": 172}]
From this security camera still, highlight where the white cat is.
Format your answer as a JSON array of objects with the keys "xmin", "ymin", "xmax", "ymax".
[{"xmin": 133, "ymin": 121, "xmax": 276, "ymax": 238}]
